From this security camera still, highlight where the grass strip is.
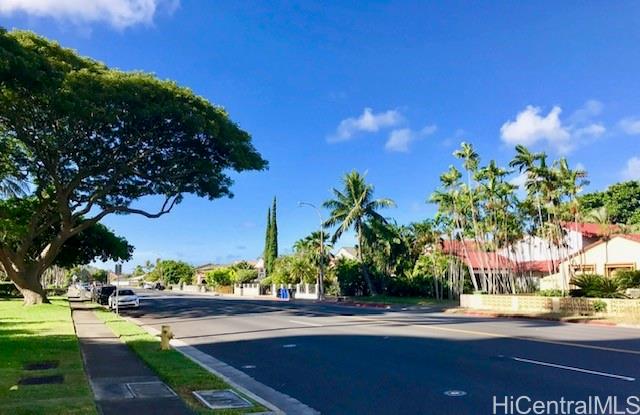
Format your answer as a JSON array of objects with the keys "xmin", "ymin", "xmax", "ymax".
[
  {"xmin": 350, "ymin": 295, "xmax": 456, "ymax": 307},
  {"xmin": 93, "ymin": 308, "xmax": 266, "ymax": 414},
  {"xmin": 0, "ymin": 298, "xmax": 97, "ymax": 415}
]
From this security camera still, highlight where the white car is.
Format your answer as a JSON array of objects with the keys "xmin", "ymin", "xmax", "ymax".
[{"xmin": 108, "ymin": 289, "xmax": 140, "ymax": 310}]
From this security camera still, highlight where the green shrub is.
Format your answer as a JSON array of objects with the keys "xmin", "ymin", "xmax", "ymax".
[
  {"xmin": 570, "ymin": 274, "xmax": 625, "ymax": 298},
  {"xmin": 615, "ymin": 270, "xmax": 640, "ymax": 289},
  {"xmin": 592, "ymin": 299, "xmax": 607, "ymax": 313},
  {"xmin": 205, "ymin": 268, "xmax": 234, "ymax": 287},
  {"xmin": 231, "ymin": 261, "xmax": 256, "ymax": 271},
  {"xmin": 45, "ymin": 287, "xmax": 67, "ymax": 296},
  {"xmin": 0, "ymin": 282, "xmax": 20, "ymax": 297},
  {"xmin": 234, "ymin": 268, "xmax": 258, "ymax": 284},
  {"xmin": 538, "ymin": 289, "xmax": 565, "ymax": 297},
  {"xmin": 334, "ymin": 259, "xmax": 367, "ymax": 296}
]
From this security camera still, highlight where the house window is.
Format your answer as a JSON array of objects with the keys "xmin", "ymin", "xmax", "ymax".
[
  {"xmin": 571, "ymin": 264, "xmax": 595, "ymax": 275},
  {"xmin": 605, "ymin": 263, "xmax": 635, "ymax": 278}
]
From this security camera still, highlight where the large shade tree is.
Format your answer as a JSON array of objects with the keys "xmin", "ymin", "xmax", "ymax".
[{"xmin": 0, "ymin": 30, "xmax": 266, "ymax": 304}]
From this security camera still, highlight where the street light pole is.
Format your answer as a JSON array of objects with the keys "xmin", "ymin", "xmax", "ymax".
[{"xmin": 298, "ymin": 202, "xmax": 325, "ymax": 301}]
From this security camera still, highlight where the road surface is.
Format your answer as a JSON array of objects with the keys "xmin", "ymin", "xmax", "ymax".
[{"xmin": 123, "ymin": 290, "xmax": 640, "ymax": 415}]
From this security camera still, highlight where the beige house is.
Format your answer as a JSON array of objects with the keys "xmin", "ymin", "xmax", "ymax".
[
  {"xmin": 540, "ymin": 234, "xmax": 640, "ymax": 290},
  {"xmin": 194, "ymin": 258, "xmax": 265, "ymax": 284},
  {"xmin": 335, "ymin": 247, "xmax": 358, "ymax": 261}
]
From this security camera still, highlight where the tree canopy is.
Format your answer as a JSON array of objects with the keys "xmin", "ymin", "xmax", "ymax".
[
  {"xmin": 0, "ymin": 29, "xmax": 266, "ymax": 304},
  {"xmin": 148, "ymin": 260, "xmax": 194, "ymax": 285},
  {"xmin": 579, "ymin": 180, "xmax": 640, "ymax": 225}
]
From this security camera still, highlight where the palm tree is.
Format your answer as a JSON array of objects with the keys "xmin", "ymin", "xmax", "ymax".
[
  {"xmin": 431, "ymin": 166, "xmax": 481, "ymax": 291},
  {"xmin": 586, "ymin": 206, "xmax": 613, "ymax": 265},
  {"xmin": 323, "ymin": 171, "xmax": 395, "ymax": 295},
  {"xmin": 294, "ymin": 231, "xmax": 332, "ymax": 270}
]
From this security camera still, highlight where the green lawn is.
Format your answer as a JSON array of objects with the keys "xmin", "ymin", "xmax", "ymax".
[
  {"xmin": 94, "ymin": 309, "xmax": 266, "ymax": 414},
  {"xmin": 349, "ymin": 295, "xmax": 456, "ymax": 307},
  {"xmin": 0, "ymin": 298, "xmax": 97, "ymax": 415}
]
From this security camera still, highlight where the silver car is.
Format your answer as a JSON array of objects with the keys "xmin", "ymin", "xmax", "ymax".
[{"xmin": 108, "ymin": 289, "xmax": 140, "ymax": 310}]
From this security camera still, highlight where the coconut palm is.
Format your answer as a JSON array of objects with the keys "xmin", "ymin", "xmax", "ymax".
[
  {"xmin": 585, "ymin": 206, "xmax": 613, "ymax": 264},
  {"xmin": 323, "ymin": 171, "xmax": 395, "ymax": 295}
]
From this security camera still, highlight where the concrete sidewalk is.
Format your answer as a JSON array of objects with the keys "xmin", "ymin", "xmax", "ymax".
[{"xmin": 71, "ymin": 301, "xmax": 193, "ymax": 415}]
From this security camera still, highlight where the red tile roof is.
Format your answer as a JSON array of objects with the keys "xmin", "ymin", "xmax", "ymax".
[
  {"xmin": 517, "ymin": 260, "xmax": 555, "ymax": 273},
  {"xmin": 441, "ymin": 240, "xmax": 557, "ymax": 273},
  {"xmin": 561, "ymin": 222, "xmax": 620, "ymax": 237},
  {"xmin": 620, "ymin": 234, "xmax": 640, "ymax": 243},
  {"xmin": 442, "ymin": 240, "xmax": 514, "ymax": 269}
]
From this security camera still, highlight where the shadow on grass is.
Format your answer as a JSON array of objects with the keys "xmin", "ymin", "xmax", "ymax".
[{"xmin": 0, "ymin": 299, "xmax": 97, "ymax": 415}]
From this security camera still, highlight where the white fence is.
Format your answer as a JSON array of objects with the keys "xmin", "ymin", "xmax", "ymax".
[
  {"xmin": 234, "ymin": 283, "xmax": 260, "ymax": 296},
  {"xmin": 270, "ymin": 283, "xmax": 319, "ymax": 300},
  {"xmin": 231, "ymin": 283, "xmax": 320, "ymax": 300}
]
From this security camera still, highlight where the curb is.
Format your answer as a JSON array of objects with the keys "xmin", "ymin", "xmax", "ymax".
[
  {"xmin": 124, "ymin": 317, "xmax": 320, "ymax": 415},
  {"xmin": 454, "ymin": 309, "xmax": 640, "ymax": 329}
]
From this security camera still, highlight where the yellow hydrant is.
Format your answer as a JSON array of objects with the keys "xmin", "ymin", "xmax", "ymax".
[{"xmin": 160, "ymin": 325, "xmax": 173, "ymax": 350}]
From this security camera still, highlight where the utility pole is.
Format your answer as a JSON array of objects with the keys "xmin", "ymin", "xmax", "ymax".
[{"xmin": 298, "ymin": 202, "xmax": 325, "ymax": 300}]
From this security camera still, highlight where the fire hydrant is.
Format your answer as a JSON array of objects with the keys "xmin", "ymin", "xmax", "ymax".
[{"xmin": 160, "ymin": 325, "xmax": 173, "ymax": 350}]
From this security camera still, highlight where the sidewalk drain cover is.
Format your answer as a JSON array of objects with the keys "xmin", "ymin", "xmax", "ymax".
[
  {"xmin": 193, "ymin": 389, "xmax": 252, "ymax": 409},
  {"xmin": 24, "ymin": 361, "xmax": 59, "ymax": 371},
  {"xmin": 19, "ymin": 375, "xmax": 63, "ymax": 385},
  {"xmin": 126, "ymin": 381, "xmax": 177, "ymax": 398}
]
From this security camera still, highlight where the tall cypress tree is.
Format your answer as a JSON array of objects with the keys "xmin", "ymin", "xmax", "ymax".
[
  {"xmin": 269, "ymin": 197, "xmax": 278, "ymax": 268},
  {"xmin": 264, "ymin": 207, "xmax": 271, "ymax": 274}
]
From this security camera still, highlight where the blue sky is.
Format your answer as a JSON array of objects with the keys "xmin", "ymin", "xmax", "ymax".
[{"xmin": 2, "ymin": 1, "xmax": 640, "ymax": 271}]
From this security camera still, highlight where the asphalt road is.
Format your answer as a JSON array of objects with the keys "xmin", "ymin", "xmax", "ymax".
[{"xmin": 123, "ymin": 291, "xmax": 640, "ymax": 415}]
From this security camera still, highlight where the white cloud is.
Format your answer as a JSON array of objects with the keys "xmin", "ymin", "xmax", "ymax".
[
  {"xmin": 622, "ymin": 156, "xmax": 640, "ymax": 180},
  {"xmin": 385, "ymin": 128, "xmax": 413, "ymax": 152},
  {"xmin": 420, "ymin": 124, "xmax": 438, "ymax": 136},
  {"xmin": 329, "ymin": 107, "xmax": 403, "ymax": 142},
  {"xmin": 509, "ymin": 172, "xmax": 528, "ymax": 189},
  {"xmin": 500, "ymin": 101, "xmax": 606, "ymax": 154},
  {"xmin": 574, "ymin": 123, "xmax": 605, "ymax": 139},
  {"xmin": 385, "ymin": 124, "xmax": 436, "ymax": 152},
  {"xmin": 569, "ymin": 99, "xmax": 603, "ymax": 124},
  {"xmin": 619, "ymin": 117, "xmax": 640, "ymax": 135},
  {"xmin": 0, "ymin": 0, "xmax": 179, "ymax": 29},
  {"xmin": 500, "ymin": 105, "xmax": 570, "ymax": 147}
]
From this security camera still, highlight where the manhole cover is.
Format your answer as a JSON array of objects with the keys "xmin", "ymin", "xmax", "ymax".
[
  {"xmin": 444, "ymin": 390, "xmax": 467, "ymax": 397},
  {"xmin": 126, "ymin": 381, "xmax": 176, "ymax": 398},
  {"xmin": 19, "ymin": 375, "xmax": 63, "ymax": 385},
  {"xmin": 193, "ymin": 389, "xmax": 252, "ymax": 409},
  {"xmin": 24, "ymin": 361, "xmax": 59, "ymax": 371}
]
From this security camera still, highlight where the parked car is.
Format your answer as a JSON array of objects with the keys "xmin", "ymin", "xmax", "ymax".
[
  {"xmin": 142, "ymin": 281, "xmax": 164, "ymax": 290},
  {"xmin": 94, "ymin": 285, "xmax": 116, "ymax": 305},
  {"xmin": 108, "ymin": 289, "xmax": 140, "ymax": 310}
]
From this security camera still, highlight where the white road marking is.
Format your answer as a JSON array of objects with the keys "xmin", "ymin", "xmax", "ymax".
[
  {"xmin": 512, "ymin": 356, "xmax": 636, "ymax": 381},
  {"xmin": 444, "ymin": 390, "xmax": 467, "ymax": 397},
  {"xmin": 288, "ymin": 319, "xmax": 322, "ymax": 327}
]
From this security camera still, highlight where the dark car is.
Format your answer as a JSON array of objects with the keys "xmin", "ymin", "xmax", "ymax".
[{"xmin": 94, "ymin": 285, "xmax": 116, "ymax": 305}]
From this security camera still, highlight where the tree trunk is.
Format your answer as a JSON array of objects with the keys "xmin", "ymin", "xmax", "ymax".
[
  {"xmin": 357, "ymin": 225, "xmax": 377, "ymax": 296},
  {"xmin": 13, "ymin": 272, "xmax": 49, "ymax": 305}
]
